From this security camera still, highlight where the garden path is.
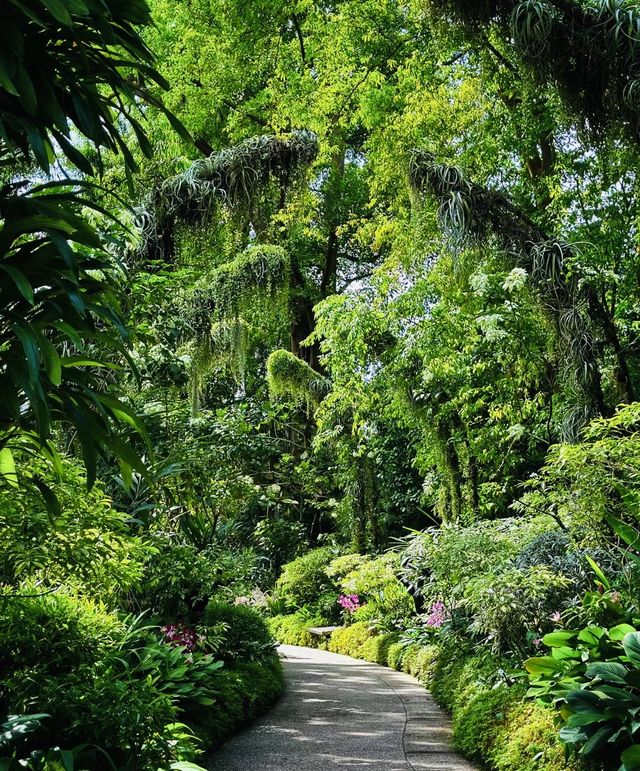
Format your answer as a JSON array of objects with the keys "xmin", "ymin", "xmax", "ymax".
[{"xmin": 208, "ymin": 645, "xmax": 476, "ymax": 770}]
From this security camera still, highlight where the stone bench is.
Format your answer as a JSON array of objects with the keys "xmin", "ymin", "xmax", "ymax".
[{"xmin": 307, "ymin": 625, "xmax": 340, "ymax": 638}]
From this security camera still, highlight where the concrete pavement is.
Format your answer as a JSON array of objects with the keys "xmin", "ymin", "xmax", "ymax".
[{"xmin": 208, "ymin": 645, "xmax": 476, "ymax": 770}]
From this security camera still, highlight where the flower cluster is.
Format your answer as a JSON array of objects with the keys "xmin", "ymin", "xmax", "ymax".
[
  {"xmin": 425, "ymin": 601, "xmax": 446, "ymax": 628},
  {"xmin": 160, "ymin": 623, "xmax": 202, "ymax": 651},
  {"xmin": 338, "ymin": 594, "xmax": 360, "ymax": 614}
]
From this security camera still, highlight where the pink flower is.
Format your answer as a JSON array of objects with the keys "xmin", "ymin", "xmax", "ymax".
[
  {"xmin": 425, "ymin": 601, "xmax": 446, "ymax": 628},
  {"xmin": 161, "ymin": 623, "xmax": 199, "ymax": 651},
  {"xmin": 549, "ymin": 611, "xmax": 562, "ymax": 624},
  {"xmin": 338, "ymin": 594, "xmax": 361, "ymax": 613},
  {"xmin": 533, "ymin": 638, "xmax": 542, "ymax": 647}
]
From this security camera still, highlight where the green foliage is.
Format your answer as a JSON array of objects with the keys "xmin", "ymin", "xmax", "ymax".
[
  {"xmin": 268, "ymin": 613, "xmax": 325, "ymax": 647},
  {"xmin": 196, "ymin": 658, "xmax": 284, "ymax": 748},
  {"xmin": 275, "ymin": 548, "xmax": 336, "ymax": 608},
  {"xmin": 203, "ymin": 602, "xmax": 276, "ymax": 663},
  {"xmin": 328, "ymin": 622, "xmax": 376, "ymax": 658},
  {"xmin": 525, "ymin": 622, "xmax": 640, "ymax": 767},
  {"xmin": 0, "ymin": 588, "xmax": 125, "ymax": 676},
  {"xmin": 266, "ymin": 350, "xmax": 329, "ymax": 407},
  {"xmin": 137, "ymin": 132, "xmax": 318, "ymax": 261},
  {"xmin": 0, "ymin": 0, "xmax": 180, "ymax": 486},
  {"xmin": 0, "ymin": 456, "xmax": 149, "ymax": 598},
  {"xmin": 490, "ymin": 701, "xmax": 581, "ymax": 771},
  {"xmin": 134, "ymin": 537, "xmax": 256, "ymax": 621}
]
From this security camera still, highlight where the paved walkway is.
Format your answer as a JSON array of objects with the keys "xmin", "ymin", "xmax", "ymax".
[{"xmin": 208, "ymin": 645, "xmax": 476, "ymax": 770}]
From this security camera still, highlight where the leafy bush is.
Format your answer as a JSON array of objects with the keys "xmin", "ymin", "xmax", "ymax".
[
  {"xmin": 399, "ymin": 517, "xmax": 551, "ymax": 604},
  {"xmin": 403, "ymin": 644, "xmax": 440, "ymax": 684},
  {"xmin": 0, "ymin": 457, "xmax": 150, "ymax": 601},
  {"xmin": 359, "ymin": 632, "xmax": 401, "ymax": 665},
  {"xmin": 490, "ymin": 701, "xmax": 581, "ymax": 771},
  {"xmin": 268, "ymin": 612, "xmax": 325, "ymax": 647},
  {"xmin": 525, "ymin": 623, "xmax": 640, "ymax": 768},
  {"xmin": 452, "ymin": 684, "xmax": 523, "ymax": 760},
  {"xmin": 328, "ymin": 622, "xmax": 374, "ymax": 657},
  {"xmin": 326, "ymin": 554, "xmax": 371, "ymax": 582},
  {"xmin": 135, "ymin": 538, "xmax": 256, "ymax": 621},
  {"xmin": 203, "ymin": 601, "xmax": 276, "ymax": 662},
  {"xmin": 0, "ymin": 588, "xmax": 125, "ymax": 676},
  {"xmin": 463, "ymin": 565, "xmax": 573, "ymax": 654},
  {"xmin": 275, "ymin": 547, "xmax": 336, "ymax": 608},
  {"xmin": 387, "ymin": 641, "xmax": 407, "ymax": 671},
  {"xmin": 192, "ymin": 657, "xmax": 284, "ymax": 748},
  {"xmin": 515, "ymin": 530, "xmax": 622, "ymax": 591}
]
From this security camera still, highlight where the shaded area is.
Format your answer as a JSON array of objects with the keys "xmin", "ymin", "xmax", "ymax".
[{"xmin": 208, "ymin": 645, "xmax": 475, "ymax": 770}]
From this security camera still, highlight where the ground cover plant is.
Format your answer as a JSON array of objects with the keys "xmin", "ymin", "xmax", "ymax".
[{"xmin": 4, "ymin": 0, "xmax": 640, "ymax": 768}]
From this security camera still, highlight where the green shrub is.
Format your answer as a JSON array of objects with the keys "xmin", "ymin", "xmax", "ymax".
[
  {"xmin": 386, "ymin": 641, "xmax": 407, "ymax": 670},
  {"xmin": 326, "ymin": 554, "xmax": 371, "ymax": 582},
  {"xmin": 452, "ymin": 684, "xmax": 524, "ymax": 760},
  {"xmin": 4, "ymin": 652, "xmax": 180, "ymax": 770},
  {"xmin": 276, "ymin": 547, "xmax": 336, "ymax": 608},
  {"xmin": 136, "ymin": 538, "xmax": 256, "ymax": 621},
  {"xmin": 524, "ymin": 623, "xmax": 640, "ymax": 768},
  {"xmin": 410, "ymin": 645, "xmax": 440, "ymax": 685},
  {"xmin": 194, "ymin": 657, "xmax": 284, "ymax": 748},
  {"xmin": 0, "ymin": 588, "xmax": 124, "ymax": 676},
  {"xmin": 340, "ymin": 553, "xmax": 400, "ymax": 595},
  {"xmin": 359, "ymin": 632, "xmax": 401, "ymax": 665},
  {"xmin": 328, "ymin": 621, "xmax": 374, "ymax": 657},
  {"xmin": 268, "ymin": 612, "xmax": 325, "ymax": 647},
  {"xmin": 399, "ymin": 644, "xmax": 421, "ymax": 678},
  {"xmin": 0, "ymin": 456, "xmax": 149, "ymax": 599},
  {"xmin": 490, "ymin": 701, "xmax": 581, "ymax": 771},
  {"xmin": 203, "ymin": 601, "xmax": 276, "ymax": 662}
]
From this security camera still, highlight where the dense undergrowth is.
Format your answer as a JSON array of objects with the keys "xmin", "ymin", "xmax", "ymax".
[{"xmin": 0, "ymin": 467, "xmax": 284, "ymax": 768}]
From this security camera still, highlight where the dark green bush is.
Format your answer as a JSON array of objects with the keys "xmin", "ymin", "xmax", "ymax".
[
  {"xmin": 203, "ymin": 600, "xmax": 276, "ymax": 662},
  {"xmin": 191, "ymin": 657, "xmax": 284, "ymax": 749},
  {"xmin": 135, "ymin": 538, "xmax": 256, "ymax": 621},
  {"xmin": 0, "ymin": 589, "xmax": 124, "ymax": 676}
]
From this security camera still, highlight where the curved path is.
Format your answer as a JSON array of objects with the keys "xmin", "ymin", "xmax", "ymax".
[{"xmin": 208, "ymin": 645, "xmax": 476, "ymax": 770}]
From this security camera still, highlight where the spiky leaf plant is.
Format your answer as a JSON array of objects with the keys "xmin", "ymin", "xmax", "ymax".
[
  {"xmin": 136, "ymin": 132, "xmax": 318, "ymax": 261},
  {"xmin": 428, "ymin": 0, "xmax": 640, "ymax": 139}
]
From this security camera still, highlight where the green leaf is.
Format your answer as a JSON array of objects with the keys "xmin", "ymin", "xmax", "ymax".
[
  {"xmin": 578, "ymin": 725, "xmax": 614, "ymax": 755},
  {"xmin": 0, "ymin": 265, "xmax": 34, "ymax": 303},
  {"xmin": 622, "ymin": 745, "xmax": 640, "ymax": 770},
  {"xmin": 585, "ymin": 662, "xmax": 629, "ymax": 684},
  {"xmin": 0, "ymin": 447, "xmax": 17, "ymax": 487},
  {"xmin": 578, "ymin": 626, "xmax": 605, "ymax": 646},
  {"xmin": 41, "ymin": 0, "xmax": 73, "ymax": 25},
  {"xmin": 610, "ymin": 624, "xmax": 637, "ymax": 641},
  {"xmin": 524, "ymin": 656, "xmax": 563, "ymax": 675},
  {"xmin": 624, "ymin": 632, "xmax": 640, "ymax": 667},
  {"xmin": 542, "ymin": 631, "xmax": 576, "ymax": 647},
  {"xmin": 585, "ymin": 554, "xmax": 610, "ymax": 588},
  {"xmin": 604, "ymin": 512, "xmax": 640, "ymax": 550}
]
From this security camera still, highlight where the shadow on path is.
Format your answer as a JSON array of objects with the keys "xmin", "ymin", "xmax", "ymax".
[{"xmin": 207, "ymin": 645, "xmax": 476, "ymax": 770}]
